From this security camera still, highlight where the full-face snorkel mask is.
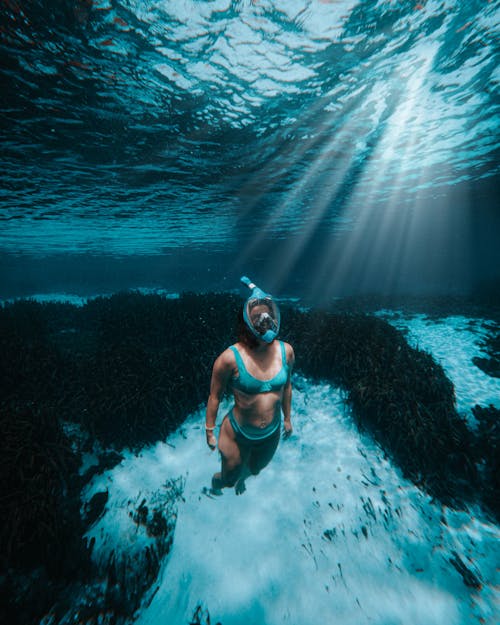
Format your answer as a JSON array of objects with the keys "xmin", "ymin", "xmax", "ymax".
[{"xmin": 240, "ymin": 276, "xmax": 280, "ymax": 343}]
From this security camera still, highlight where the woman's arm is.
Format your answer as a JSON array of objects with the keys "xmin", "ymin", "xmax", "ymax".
[
  {"xmin": 282, "ymin": 343, "xmax": 295, "ymax": 436},
  {"xmin": 205, "ymin": 351, "xmax": 232, "ymax": 449}
]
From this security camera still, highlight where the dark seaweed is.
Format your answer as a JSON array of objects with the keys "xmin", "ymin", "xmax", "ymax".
[
  {"xmin": 471, "ymin": 404, "xmax": 500, "ymax": 521},
  {"xmin": 472, "ymin": 324, "xmax": 500, "ymax": 378},
  {"xmin": 282, "ymin": 308, "xmax": 478, "ymax": 507}
]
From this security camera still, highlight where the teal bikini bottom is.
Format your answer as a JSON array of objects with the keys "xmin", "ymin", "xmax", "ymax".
[{"xmin": 228, "ymin": 408, "xmax": 280, "ymax": 442}]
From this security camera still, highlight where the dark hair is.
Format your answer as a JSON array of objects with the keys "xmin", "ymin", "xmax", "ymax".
[{"xmin": 236, "ymin": 306, "xmax": 259, "ymax": 349}]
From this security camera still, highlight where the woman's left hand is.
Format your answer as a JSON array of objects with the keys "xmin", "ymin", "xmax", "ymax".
[
  {"xmin": 283, "ymin": 420, "xmax": 293, "ymax": 438},
  {"xmin": 206, "ymin": 430, "xmax": 217, "ymax": 450}
]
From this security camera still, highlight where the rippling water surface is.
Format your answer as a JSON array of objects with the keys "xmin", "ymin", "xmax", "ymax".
[{"xmin": 0, "ymin": 0, "xmax": 499, "ymax": 296}]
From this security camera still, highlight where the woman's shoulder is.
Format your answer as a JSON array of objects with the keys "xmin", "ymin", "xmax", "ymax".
[
  {"xmin": 280, "ymin": 340, "xmax": 295, "ymax": 363},
  {"xmin": 215, "ymin": 346, "xmax": 237, "ymax": 370}
]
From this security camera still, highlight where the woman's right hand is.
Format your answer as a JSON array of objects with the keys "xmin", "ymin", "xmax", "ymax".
[{"xmin": 206, "ymin": 430, "xmax": 217, "ymax": 450}]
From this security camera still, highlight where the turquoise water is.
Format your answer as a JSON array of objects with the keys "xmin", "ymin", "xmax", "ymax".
[
  {"xmin": 1, "ymin": 0, "xmax": 499, "ymax": 299},
  {"xmin": 1, "ymin": 4, "xmax": 499, "ymax": 622}
]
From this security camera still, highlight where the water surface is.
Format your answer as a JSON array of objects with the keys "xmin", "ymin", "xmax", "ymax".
[{"xmin": 1, "ymin": 0, "xmax": 499, "ymax": 298}]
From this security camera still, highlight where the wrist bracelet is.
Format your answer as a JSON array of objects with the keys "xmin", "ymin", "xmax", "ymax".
[{"xmin": 205, "ymin": 425, "xmax": 215, "ymax": 431}]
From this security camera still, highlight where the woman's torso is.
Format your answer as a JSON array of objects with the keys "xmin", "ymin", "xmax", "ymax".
[{"xmin": 229, "ymin": 340, "xmax": 289, "ymax": 428}]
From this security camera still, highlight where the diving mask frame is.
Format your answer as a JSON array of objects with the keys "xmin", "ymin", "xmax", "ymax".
[{"xmin": 240, "ymin": 276, "xmax": 280, "ymax": 343}]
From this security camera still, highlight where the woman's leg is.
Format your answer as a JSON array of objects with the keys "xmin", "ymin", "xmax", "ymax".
[
  {"xmin": 248, "ymin": 427, "xmax": 280, "ymax": 476},
  {"xmin": 212, "ymin": 416, "xmax": 248, "ymax": 490}
]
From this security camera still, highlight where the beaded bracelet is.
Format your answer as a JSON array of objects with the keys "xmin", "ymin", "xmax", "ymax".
[{"xmin": 205, "ymin": 425, "xmax": 215, "ymax": 431}]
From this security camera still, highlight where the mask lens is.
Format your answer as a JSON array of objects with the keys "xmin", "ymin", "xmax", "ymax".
[{"xmin": 247, "ymin": 298, "xmax": 280, "ymax": 337}]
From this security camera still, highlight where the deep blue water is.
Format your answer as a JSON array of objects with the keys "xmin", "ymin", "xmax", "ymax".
[{"xmin": 0, "ymin": 0, "xmax": 499, "ymax": 300}]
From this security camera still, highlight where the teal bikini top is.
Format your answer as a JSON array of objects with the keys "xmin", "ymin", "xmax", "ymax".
[{"xmin": 230, "ymin": 341, "xmax": 289, "ymax": 395}]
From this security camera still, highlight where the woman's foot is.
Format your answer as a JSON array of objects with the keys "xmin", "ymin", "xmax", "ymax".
[
  {"xmin": 234, "ymin": 478, "xmax": 246, "ymax": 495},
  {"xmin": 211, "ymin": 472, "xmax": 224, "ymax": 495},
  {"xmin": 234, "ymin": 463, "xmax": 251, "ymax": 495}
]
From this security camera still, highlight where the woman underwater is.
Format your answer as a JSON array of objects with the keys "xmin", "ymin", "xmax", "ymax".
[{"xmin": 205, "ymin": 277, "xmax": 294, "ymax": 494}]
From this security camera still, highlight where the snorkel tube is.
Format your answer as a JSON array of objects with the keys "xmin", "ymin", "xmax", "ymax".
[{"xmin": 240, "ymin": 275, "xmax": 280, "ymax": 343}]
